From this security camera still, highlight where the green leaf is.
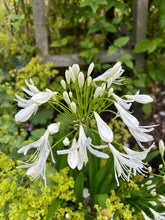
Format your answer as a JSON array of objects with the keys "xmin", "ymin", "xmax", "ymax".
[
  {"xmin": 24, "ymin": 44, "xmax": 37, "ymax": 53},
  {"xmin": 88, "ymin": 23, "xmax": 101, "ymax": 34},
  {"xmin": 133, "ymin": 39, "xmax": 150, "ymax": 53},
  {"xmin": 107, "ymin": 45, "xmax": 118, "ymax": 56},
  {"xmin": 75, "ymin": 172, "xmax": 84, "ymax": 203},
  {"xmin": 50, "ymin": 37, "xmax": 69, "ymax": 48},
  {"xmin": 30, "ymin": 108, "xmax": 54, "ymax": 125},
  {"xmin": 147, "ymin": 39, "xmax": 157, "ymax": 53},
  {"xmin": 114, "ymin": 36, "xmax": 130, "ymax": 48},
  {"xmin": 133, "ymin": 80, "xmax": 145, "ymax": 87},
  {"xmin": 144, "ymin": 150, "xmax": 160, "ymax": 163},
  {"xmin": 46, "ymin": 198, "xmax": 63, "ymax": 220},
  {"xmin": 142, "ymin": 103, "xmax": 152, "ymax": 117},
  {"xmin": 95, "ymin": 194, "xmax": 108, "ymax": 208}
]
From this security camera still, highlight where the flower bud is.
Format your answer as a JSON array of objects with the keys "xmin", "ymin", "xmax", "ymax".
[
  {"xmin": 72, "ymin": 64, "xmax": 80, "ymax": 76},
  {"xmin": 83, "ymin": 188, "xmax": 90, "ymax": 198},
  {"xmin": 78, "ymin": 72, "xmax": 84, "ymax": 89},
  {"xmin": 145, "ymin": 180, "xmax": 152, "ymax": 185},
  {"xmin": 87, "ymin": 62, "xmax": 94, "ymax": 76},
  {"xmin": 159, "ymin": 164, "xmax": 163, "ymax": 169},
  {"xmin": 87, "ymin": 76, "xmax": 92, "ymax": 86},
  {"xmin": 69, "ymin": 91, "xmax": 72, "ymax": 98},
  {"xmin": 148, "ymin": 166, "xmax": 152, "ymax": 173},
  {"xmin": 65, "ymin": 69, "xmax": 71, "ymax": 84},
  {"xmin": 63, "ymin": 91, "xmax": 71, "ymax": 104},
  {"xmin": 108, "ymin": 88, "xmax": 113, "ymax": 97},
  {"xmin": 61, "ymin": 79, "xmax": 66, "ymax": 89},
  {"xmin": 47, "ymin": 122, "xmax": 60, "ymax": 134},
  {"xmin": 94, "ymin": 87, "xmax": 102, "ymax": 99},
  {"xmin": 149, "ymin": 201, "xmax": 157, "ymax": 206},
  {"xmin": 69, "ymin": 66, "xmax": 75, "ymax": 83},
  {"xmin": 107, "ymin": 77, "xmax": 112, "ymax": 88},
  {"xmin": 159, "ymin": 140, "xmax": 164, "ymax": 157},
  {"xmin": 147, "ymin": 184, "xmax": 156, "ymax": 190},
  {"xmin": 63, "ymin": 137, "xmax": 70, "ymax": 146},
  {"xmin": 100, "ymin": 83, "xmax": 106, "ymax": 97},
  {"xmin": 70, "ymin": 102, "xmax": 76, "ymax": 113}
]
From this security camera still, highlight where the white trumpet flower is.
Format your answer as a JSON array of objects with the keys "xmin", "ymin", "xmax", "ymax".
[
  {"xmin": 93, "ymin": 62, "xmax": 124, "ymax": 84},
  {"xmin": 125, "ymin": 90, "xmax": 153, "ymax": 104},
  {"xmin": 142, "ymin": 211, "xmax": 152, "ymax": 220},
  {"xmin": 112, "ymin": 93, "xmax": 132, "ymax": 110},
  {"xmin": 15, "ymin": 79, "xmax": 57, "ymax": 122},
  {"xmin": 114, "ymin": 102, "xmax": 156, "ymax": 148},
  {"xmin": 149, "ymin": 208, "xmax": 165, "ymax": 220},
  {"xmin": 57, "ymin": 126, "xmax": 109, "ymax": 170},
  {"xmin": 16, "ymin": 123, "xmax": 60, "ymax": 186}
]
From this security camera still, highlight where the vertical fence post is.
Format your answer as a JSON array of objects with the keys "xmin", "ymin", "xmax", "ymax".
[
  {"xmin": 133, "ymin": 0, "xmax": 149, "ymax": 69},
  {"xmin": 32, "ymin": 0, "xmax": 48, "ymax": 56}
]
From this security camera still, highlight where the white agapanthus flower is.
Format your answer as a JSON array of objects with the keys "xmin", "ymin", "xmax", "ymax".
[
  {"xmin": 15, "ymin": 79, "xmax": 57, "ymax": 122},
  {"xmin": 125, "ymin": 90, "xmax": 153, "ymax": 104},
  {"xmin": 57, "ymin": 125, "xmax": 109, "ymax": 170},
  {"xmin": 149, "ymin": 208, "xmax": 165, "ymax": 219},
  {"xmin": 93, "ymin": 62, "xmax": 124, "ymax": 84},
  {"xmin": 16, "ymin": 123, "xmax": 60, "ymax": 186},
  {"xmin": 112, "ymin": 93, "xmax": 132, "ymax": 110},
  {"xmin": 114, "ymin": 102, "xmax": 156, "ymax": 148},
  {"xmin": 94, "ymin": 111, "xmax": 152, "ymax": 186},
  {"xmin": 142, "ymin": 211, "xmax": 152, "ymax": 220}
]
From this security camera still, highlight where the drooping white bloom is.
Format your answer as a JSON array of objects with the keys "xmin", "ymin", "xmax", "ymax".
[
  {"xmin": 70, "ymin": 101, "xmax": 76, "ymax": 113},
  {"xmin": 159, "ymin": 195, "xmax": 165, "ymax": 207},
  {"xmin": 114, "ymin": 102, "xmax": 156, "ymax": 148},
  {"xmin": 57, "ymin": 126, "xmax": 109, "ymax": 170},
  {"xmin": 159, "ymin": 140, "xmax": 164, "ymax": 157},
  {"xmin": 149, "ymin": 208, "xmax": 165, "ymax": 220},
  {"xmin": 94, "ymin": 111, "xmax": 113, "ymax": 143},
  {"xmin": 114, "ymin": 102, "xmax": 139, "ymax": 128},
  {"xmin": 123, "ymin": 143, "xmax": 155, "ymax": 175},
  {"xmin": 63, "ymin": 91, "xmax": 71, "ymax": 104},
  {"xmin": 15, "ymin": 79, "xmax": 57, "ymax": 122},
  {"xmin": 17, "ymin": 122, "xmax": 60, "ymax": 186},
  {"xmin": 93, "ymin": 62, "xmax": 124, "ymax": 84},
  {"xmin": 112, "ymin": 93, "xmax": 132, "ymax": 110},
  {"xmin": 141, "ymin": 211, "xmax": 152, "ymax": 220},
  {"xmin": 125, "ymin": 90, "xmax": 153, "ymax": 104},
  {"xmin": 78, "ymin": 71, "xmax": 85, "ymax": 89},
  {"xmin": 109, "ymin": 143, "xmax": 149, "ymax": 186},
  {"xmin": 87, "ymin": 62, "xmax": 94, "ymax": 76}
]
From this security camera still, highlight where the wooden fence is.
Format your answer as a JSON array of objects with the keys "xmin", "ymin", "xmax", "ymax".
[{"xmin": 32, "ymin": 0, "xmax": 148, "ymax": 69}]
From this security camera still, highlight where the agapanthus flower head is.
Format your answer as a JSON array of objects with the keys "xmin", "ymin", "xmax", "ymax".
[
  {"xmin": 17, "ymin": 123, "xmax": 60, "ymax": 186},
  {"xmin": 15, "ymin": 79, "xmax": 57, "ymax": 122}
]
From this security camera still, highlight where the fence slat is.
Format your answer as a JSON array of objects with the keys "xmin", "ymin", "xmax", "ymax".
[
  {"xmin": 133, "ymin": 0, "xmax": 149, "ymax": 69},
  {"xmin": 32, "ymin": 0, "xmax": 48, "ymax": 56}
]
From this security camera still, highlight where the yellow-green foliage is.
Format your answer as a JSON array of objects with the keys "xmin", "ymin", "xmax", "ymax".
[
  {"xmin": 0, "ymin": 152, "xmax": 84, "ymax": 220},
  {"xmin": 95, "ymin": 189, "xmax": 143, "ymax": 220},
  {"xmin": 9, "ymin": 56, "xmax": 58, "ymax": 93},
  {"xmin": 109, "ymin": 120, "xmax": 131, "ymax": 143}
]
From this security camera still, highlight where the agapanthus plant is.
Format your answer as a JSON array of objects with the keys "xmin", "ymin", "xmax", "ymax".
[{"xmin": 15, "ymin": 62, "xmax": 157, "ymax": 188}]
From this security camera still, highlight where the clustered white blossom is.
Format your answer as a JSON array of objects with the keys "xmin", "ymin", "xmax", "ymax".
[
  {"xmin": 14, "ymin": 62, "xmax": 165, "ymax": 219},
  {"xmin": 15, "ymin": 62, "xmax": 157, "ymax": 187}
]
